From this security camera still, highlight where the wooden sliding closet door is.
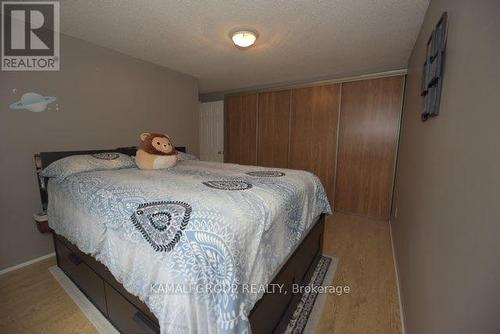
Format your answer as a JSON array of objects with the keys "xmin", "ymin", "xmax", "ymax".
[
  {"xmin": 225, "ymin": 94, "xmax": 258, "ymax": 165},
  {"xmin": 257, "ymin": 90, "xmax": 291, "ymax": 168},
  {"xmin": 289, "ymin": 84, "xmax": 340, "ymax": 206},
  {"xmin": 335, "ymin": 76, "xmax": 404, "ymax": 220}
]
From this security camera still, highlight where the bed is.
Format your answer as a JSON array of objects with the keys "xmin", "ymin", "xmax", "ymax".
[{"xmin": 35, "ymin": 147, "xmax": 331, "ymax": 333}]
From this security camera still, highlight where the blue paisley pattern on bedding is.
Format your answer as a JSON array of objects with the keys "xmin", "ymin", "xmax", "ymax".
[
  {"xmin": 245, "ymin": 170, "xmax": 285, "ymax": 177},
  {"xmin": 202, "ymin": 180, "xmax": 253, "ymax": 191},
  {"xmin": 40, "ymin": 152, "xmax": 135, "ymax": 179},
  {"xmin": 131, "ymin": 201, "xmax": 192, "ymax": 252},
  {"xmin": 91, "ymin": 152, "xmax": 120, "ymax": 160},
  {"xmin": 47, "ymin": 160, "xmax": 331, "ymax": 333}
]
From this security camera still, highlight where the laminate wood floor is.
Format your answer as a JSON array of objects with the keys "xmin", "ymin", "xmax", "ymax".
[
  {"xmin": 0, "ymin": 213, "xmax": 401, "ymax": 333},
  {"xmin": 319, "ymin": 213, "xmax": 402, "ymax": 334}
]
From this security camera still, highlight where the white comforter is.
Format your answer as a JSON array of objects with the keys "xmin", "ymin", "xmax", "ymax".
[{"xmin": 47, "ymin": 160, "xmax": 331, "ymax": 333}]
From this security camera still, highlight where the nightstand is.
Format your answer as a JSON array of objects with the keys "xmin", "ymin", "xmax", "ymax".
[{"xmin": 34, "ymin": 212, "xmax": 52, "ymax": 234}]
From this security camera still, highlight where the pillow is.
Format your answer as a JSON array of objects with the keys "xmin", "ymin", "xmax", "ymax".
[
  {"xmin": 40, "ymin": 152, "xmax": 135, "ymax": 179},
  {"xmin": 177, "ymin": 151, "xmax": 199, "ymax": 161}
]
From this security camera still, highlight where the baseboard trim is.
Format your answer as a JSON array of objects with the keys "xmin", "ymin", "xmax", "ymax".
[
  {"xmin": 0, "ymin": 252, "xmax": 55, "ymax": 276},
  {"xmin": 389, "ymin": 220, "xmax": 406, "ymax": 334}
]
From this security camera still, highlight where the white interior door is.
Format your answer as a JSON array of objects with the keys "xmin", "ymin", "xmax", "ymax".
[{"xmin": 199, "ymin": 101, "xmax": 224, "ymax": 162}]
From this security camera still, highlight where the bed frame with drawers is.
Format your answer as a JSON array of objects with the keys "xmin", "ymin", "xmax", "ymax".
[{"xmin": 35, "ymin": 147, "xmax": 325, "ymax": 334}]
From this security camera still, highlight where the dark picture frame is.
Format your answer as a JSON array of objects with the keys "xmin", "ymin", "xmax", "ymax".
[{"xmin": 421, "ymin": 12, "xmax": 448, "ymax": 121}]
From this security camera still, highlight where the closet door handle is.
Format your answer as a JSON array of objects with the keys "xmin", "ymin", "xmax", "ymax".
[{"xmin": 133, "ymin": 311, "xmax": 159, "ymax": 334}]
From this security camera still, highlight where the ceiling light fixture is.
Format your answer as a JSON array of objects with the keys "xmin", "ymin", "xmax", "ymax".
[{"xmin": 231, "ymin": 30, "xmax": 257, "ymax": 48}]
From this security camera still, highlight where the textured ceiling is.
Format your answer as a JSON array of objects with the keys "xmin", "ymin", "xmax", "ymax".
[{"xmin": 61, "ymin": 0, "xmax": 429, "ymax": 93}]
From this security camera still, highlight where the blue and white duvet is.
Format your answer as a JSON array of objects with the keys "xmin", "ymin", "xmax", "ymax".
[{"xmin": 47, "ymin": 160, "xmax": 331, "ymax": 333}]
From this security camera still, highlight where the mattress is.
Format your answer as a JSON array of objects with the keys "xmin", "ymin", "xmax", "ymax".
[{"xmin": 47, "ymin": 160, "xmax": 331, "ymax": 333}]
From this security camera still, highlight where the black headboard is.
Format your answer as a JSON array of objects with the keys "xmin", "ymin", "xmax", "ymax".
[{"xmin": 34, "ymin": 146, "xmax": 186, "ymax": 211}]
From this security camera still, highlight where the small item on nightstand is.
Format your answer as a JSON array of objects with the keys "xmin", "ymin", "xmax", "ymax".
[{"xmin": 33, "ymin": 211, "xmax": 52, "ymax": 234}]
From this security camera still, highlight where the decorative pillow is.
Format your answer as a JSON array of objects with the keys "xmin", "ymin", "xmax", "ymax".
[
  {"xmin": 40, "ymin": 152, "xmax": 135, "ymax": 179},
  {"xmin": 177, "ymin": 152, "xmax": 199, "ymax": 161}
]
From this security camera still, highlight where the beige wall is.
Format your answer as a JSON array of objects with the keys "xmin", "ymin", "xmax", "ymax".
[
  {"xmin": 392, "ymin": 0, "xmax": 500, "ymax": 333},
  {"xmin": 0, "ymin": 35, "xmax": 199, "ymax": 270}
]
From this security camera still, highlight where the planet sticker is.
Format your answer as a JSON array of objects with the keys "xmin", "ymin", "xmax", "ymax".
[{"xmin": 10, "ymin": 92, "xmax": 57, "ymax": 112}]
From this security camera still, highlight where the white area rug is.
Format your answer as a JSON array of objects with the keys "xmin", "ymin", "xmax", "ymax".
[{"xmin": 49, "ymin": 266, "xmax": 119, "ymax": 334}]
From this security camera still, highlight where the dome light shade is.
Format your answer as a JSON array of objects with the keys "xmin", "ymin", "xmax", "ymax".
[{"xmin": 231, "ymin": 31, "xmax": 257, "ymax": 48}]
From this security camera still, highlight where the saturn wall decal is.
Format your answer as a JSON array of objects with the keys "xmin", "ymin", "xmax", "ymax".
[{"xmin": 10, "ymin": 92, "xmax": 57, "ymax": 112}]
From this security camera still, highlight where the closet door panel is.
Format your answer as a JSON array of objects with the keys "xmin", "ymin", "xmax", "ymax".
[
  {"xmin": 257, "ymin": 90, "xmax": 291, "ymax": 168},
  {"xmin": 225, "ymin": 94, "xmax": 258, "ymax": 165},
  {"xmin": 335, "ymin": 76, "xmax": 404, "ymax": 220},
  {"xmin": 289, "ymin": 84, "xmax": 340, "ymax": 206}
]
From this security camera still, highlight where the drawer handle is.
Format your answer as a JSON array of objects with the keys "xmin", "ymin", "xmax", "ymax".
[
  {"xmin": 133, "ymin": 311, "xmax": 159, "ymax": 334},
  {"xmin": 68, "ymin": 253, "xmax": 83, "ymax": 266}
]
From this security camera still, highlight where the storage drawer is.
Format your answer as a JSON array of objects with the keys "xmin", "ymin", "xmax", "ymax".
[
  {"xmin": 55, "ymin": 235, "xmax": 158, "ymax": 323},
  {"xmin": 293, "ymin": 222, "xmax": 323, "ymax": 284},
  {"xmin": 249, "ymin": 218, "xmax": 324, "ymax": 333},
  {"xmin": 105, "ymin": 283, "xmax": 160, "ymax": 334},
  {"xmin": 55, "ymin": 239, "xmax": 107, "ymax": 315},
  {"xmin": 249, "ymin": 265, "xmax": 294, "ymax": 333},
  {"xmin": 56, "ymin": 235, "xmax": 108, "ymax": 277}
]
